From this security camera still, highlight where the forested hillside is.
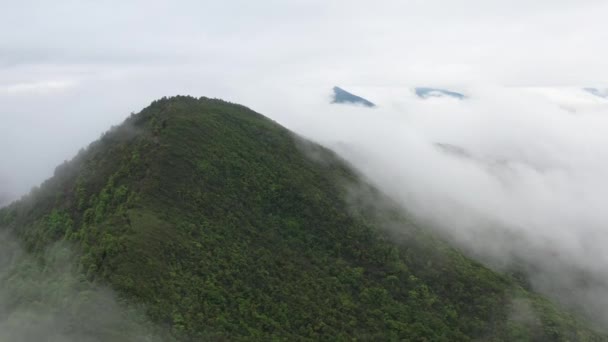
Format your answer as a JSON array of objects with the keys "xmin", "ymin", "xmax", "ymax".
[{"xmin": 0, "ymin": 96, "xmax": 603, "ymax": 340}]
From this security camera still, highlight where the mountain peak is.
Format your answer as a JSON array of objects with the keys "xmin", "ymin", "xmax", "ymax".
[
  {"xmin": 584, "ymin": 87, "xmax": 608, "ymax": 99},
  {"xmin": 331, "ymin": 86, "xmax": 375, "ymax": 107},
  {"xmin": 0, "ymin": 96, "xmax": 602, "ymax": 340},
  {"xmin": 415, "ymin": 87, "xmax": 465, "ymax": 100}
]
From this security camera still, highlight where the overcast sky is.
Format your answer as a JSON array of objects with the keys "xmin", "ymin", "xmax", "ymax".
[{"xmin": 1, "ymin": 0, "xmax": 607, "ymax": 196}]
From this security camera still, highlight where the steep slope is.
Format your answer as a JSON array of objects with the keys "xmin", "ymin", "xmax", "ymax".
[{"xmin": 0, "ymin": 96, "xmax": 603, "ymax": 340}]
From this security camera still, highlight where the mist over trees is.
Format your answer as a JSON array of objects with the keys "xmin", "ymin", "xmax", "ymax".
[{"xmin": 0, "ymin": 232, "xmax": 166, "ymax": 342}]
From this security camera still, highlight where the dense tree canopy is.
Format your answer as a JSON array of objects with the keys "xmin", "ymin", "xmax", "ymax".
[{"xmin": 0, "ymin": 96, "xmax": 603, "ymax": 340}]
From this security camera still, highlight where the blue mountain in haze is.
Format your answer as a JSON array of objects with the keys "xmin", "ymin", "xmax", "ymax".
[
  {"xmin": 415, "ymin": 87, "xmax": 465, "ymax": 100},
  {"xmin": 584, "ymin": 87, "xmax": 608, "ymax": 99},
  {"xmin": 331, "ymin": 86, "xmax": 375, "ymax": 107}
]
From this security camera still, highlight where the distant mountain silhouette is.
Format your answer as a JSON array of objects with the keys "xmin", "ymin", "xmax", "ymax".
[
  {"xmin": 415, "ymin": 87, "xmax": 465, "ymax": 100},
  {"xmin": 584, "ymin": 87, "xmax": 608, "ymax": 99},
  {"xmin": 331, "ymin": 86, "xmax": 375, "ymax": 107}
]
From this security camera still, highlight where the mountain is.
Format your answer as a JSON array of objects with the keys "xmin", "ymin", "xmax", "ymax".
[
  {"xmin": 0, "ymin": 96, "xmax": 603, "ymax": 340},
  {"xmin": 331, "ymin": 86, "xmax": 375, "ymax": 107},
  {"xmin": 415, "ymin": 87, "xmax": 466, "ymax": 100},
  {"xmin": 434, "ymin": 142, "xmax": 472, "ymax": 159},
  {"xmin": 584, "ymin": 87, "xmax": 608, "ymax": 99}
]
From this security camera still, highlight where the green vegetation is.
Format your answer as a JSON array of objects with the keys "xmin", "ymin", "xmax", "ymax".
[
  {"xmin": 0, "ymin": 96, "xmax": 604, "ymax": 340},
  {"xmin": 0, "ymin": 232, "xmax": 166, "ymax": 342}
]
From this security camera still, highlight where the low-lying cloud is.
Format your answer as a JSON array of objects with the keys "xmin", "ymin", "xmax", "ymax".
[
  {"xmin": 254, "ymin": 85, "xmax": 608, "ymax": 327},
  {"xmin": 3, "ymin": 0, "xmax": 608, "ymax": 200}
]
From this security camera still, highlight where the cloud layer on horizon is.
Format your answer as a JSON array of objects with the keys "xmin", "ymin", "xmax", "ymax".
[
  {"xmin": 2, "ymin": 1, "xmax": 608, "ymax": 197},
  {"xmin": 260, "ymin": 84, "xmax": 608, "ymax": 327}
]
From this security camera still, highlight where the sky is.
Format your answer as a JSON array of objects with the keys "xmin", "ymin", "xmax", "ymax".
[
  {"xmin": 1, "ymin": 0, "xmax": 608, "ymax": 199},
  {"xmin": 1, "ymin": 1, "xmax": 607, "ymax": 196},
  {"xmin": 2, "ymin": 0, "xmax": 608, "ymax": 326}
]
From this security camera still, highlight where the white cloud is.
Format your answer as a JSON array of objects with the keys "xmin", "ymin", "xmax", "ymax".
[
  {"xmin": 0, "ymin": 80, "xmax": 77, "ymax": 95},
  {"xmin": 254, "ymin": 84, "xmax": 608, "ymax": 325}
]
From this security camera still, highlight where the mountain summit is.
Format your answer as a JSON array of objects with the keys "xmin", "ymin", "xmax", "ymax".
[
  {"xmin": 584, "ymin": 87, "xmax": 608, "ymax": 99},
  {"xmin": 415, "ymin": 87, "xmax": 466, "ymax": 99},
  {"xmin": 0, "ymin": 96, "xmax": 602, "ymax": 340},
  {"xmin": 331, "ymin": 86, "xmax": 375, "ymax": 107}
]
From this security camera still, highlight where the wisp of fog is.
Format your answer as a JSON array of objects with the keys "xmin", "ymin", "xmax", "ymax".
[{"xmin": 0, "ymin": 232, "xmax": 165, "ymax": 342}]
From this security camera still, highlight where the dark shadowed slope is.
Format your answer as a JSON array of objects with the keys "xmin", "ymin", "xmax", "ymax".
[
  {"xmin": 331, "ymin": 86, "xmax": 376, "ymax": 107},
  {"xmin": 0, "ymin": 96, "xmax": 603, "ymax": 341}
]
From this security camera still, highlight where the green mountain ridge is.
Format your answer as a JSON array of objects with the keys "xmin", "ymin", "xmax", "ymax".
[{"xmin": 0, "ymin": 95, "xmax": 604, "ymax": 341}]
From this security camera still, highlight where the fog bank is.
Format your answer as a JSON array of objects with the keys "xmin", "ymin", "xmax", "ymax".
[{"xmin": 251, "ymin": 84, "xmax": 608, "ymax": 327}]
